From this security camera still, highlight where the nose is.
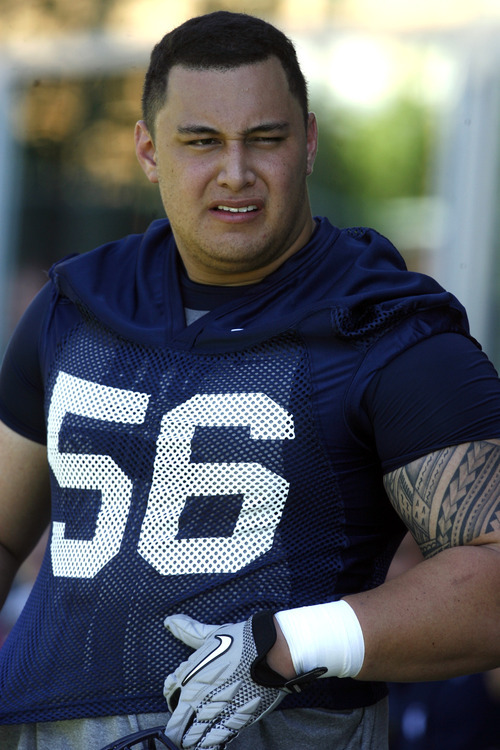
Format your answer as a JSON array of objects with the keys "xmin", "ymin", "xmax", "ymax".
[{"xmin": 216, "ymin": 141, "xmax": 256, "ymax": 191}]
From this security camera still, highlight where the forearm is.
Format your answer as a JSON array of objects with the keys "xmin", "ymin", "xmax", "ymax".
[
  {"xmin": 0, "ymin": 543, "xmax": 22, "ymax": 612},
  {"xmin": 269, "ymin": 541, "xmax": 500, "ymax": 684},
  {"xmin": 0, "ymin": 421, "xmax": 51, "ymax": 612},
  {"xmin": 347, "ymin": 541, "xmax": 500, "ymax": 682}
]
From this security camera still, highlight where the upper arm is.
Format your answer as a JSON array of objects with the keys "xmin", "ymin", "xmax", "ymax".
[
  {"xmin": 383, "ymin": 439, "xmax": 500, "ymax": 558},
  {"xmin": 0, "ymin": 419, "xmax": 51, "ymax": 575},
  {"xmin": 0, "ymin": 282, "xmax": 50, "ymax": 443},
  {"xmin": 365, "ymin": 333, "xmax": 500, "ymax": 473}
]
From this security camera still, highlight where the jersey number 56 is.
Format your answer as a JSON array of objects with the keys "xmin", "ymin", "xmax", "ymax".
[{"xmin": 47, "ymin": 371, "xmax": 294, "ymax": 579}]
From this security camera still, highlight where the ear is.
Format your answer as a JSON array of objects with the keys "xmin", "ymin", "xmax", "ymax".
[
  {"xmin": 306, "ymin": 112, "xmax": 318, "ymax": 176},
  {"xmin": 135, "ymin": 120, "xmax": 158, "ymax": 183}
]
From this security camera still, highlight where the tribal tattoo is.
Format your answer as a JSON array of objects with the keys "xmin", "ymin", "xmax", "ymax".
[{"xmin": 383, "ymin": 440, "xmax": 500, "ymax": 558}]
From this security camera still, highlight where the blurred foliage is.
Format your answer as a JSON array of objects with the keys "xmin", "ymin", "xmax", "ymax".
[
  {"xmin": 22, "ymin": 74, "xmax": 143, "ymax": 191},
  {"xmin": 16, "ymin": 73, "xmax": 162, "ymax": 269},
  {"xmin": 0, "ymin": 0, "xmax": 116, "ymax": 36},
  {"xmin": 309, "ymin": 91, "xmax": 433, "ymax": 227}
]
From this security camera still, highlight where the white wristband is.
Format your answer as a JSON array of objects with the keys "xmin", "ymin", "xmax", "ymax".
[{"xmin": 275, "ymin": 600, "xmax": 365, "ymax": 679}]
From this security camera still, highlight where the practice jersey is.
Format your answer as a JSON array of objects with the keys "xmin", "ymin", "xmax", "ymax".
[{"xmin": 1, "ymin": 217, "xmax": 500, "ymax": 724}]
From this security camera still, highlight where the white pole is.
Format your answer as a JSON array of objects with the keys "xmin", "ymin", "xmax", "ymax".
[
  {"xmin": 0, "ymin": 65, "xmax": 18, "ymax": 356},
  {"xmin": 433, "ymin": 28, "xmax": 500, "ymax": 355}
]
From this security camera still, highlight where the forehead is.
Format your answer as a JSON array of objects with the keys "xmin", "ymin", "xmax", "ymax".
[{"xmin": 158, "ymin": 58, "xmax": 301, "ymax": 130}]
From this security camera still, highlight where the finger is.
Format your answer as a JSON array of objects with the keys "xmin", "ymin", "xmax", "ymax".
[
  {"xmin": 164, "ymin": 671, "xmax": 181, "ymax": 707},
  {"xmin": 165, "ymin": 614, "xmax": 220, "ymax": 649},
  {"xmin": 163, "ymin": 698, "xmax": 191, "ymax": 747}
]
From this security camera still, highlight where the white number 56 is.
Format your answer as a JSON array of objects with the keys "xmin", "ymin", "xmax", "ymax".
[{"xmin": 48, "ymin": 372, "xmax": 294, "ymax": 579}]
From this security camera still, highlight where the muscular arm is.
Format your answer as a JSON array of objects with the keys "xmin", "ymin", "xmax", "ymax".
[
  {"xmin": 345, "ymin": 439, "xmax": 500, "ymax": 682},
  {"xmin": 0, "ymin": 420, "xmax": 51, "ymax": 610},
  {"xmin": 269, "ymin": 439, "xmax": 500, "ymax": 683}
]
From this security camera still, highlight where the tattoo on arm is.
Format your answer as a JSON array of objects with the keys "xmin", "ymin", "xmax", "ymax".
[{"xmin": 383, "ymin": 440, "xmax": 500, "ymax": 558}]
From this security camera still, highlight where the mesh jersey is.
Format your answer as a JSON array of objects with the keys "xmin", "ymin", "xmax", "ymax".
[{"xmin": 0, "ymin": 217, "xmax": 497, "ymax": 723}]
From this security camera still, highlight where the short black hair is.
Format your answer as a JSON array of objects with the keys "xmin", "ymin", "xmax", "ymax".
[{"xmin": 142, "ymin": 10, "xmax": 309, "ymax": 136}]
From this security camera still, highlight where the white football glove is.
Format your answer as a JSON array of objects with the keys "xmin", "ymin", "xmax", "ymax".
[{"xmin": 163, "ymin": 611, "xmax": 325, "ymax": 749}]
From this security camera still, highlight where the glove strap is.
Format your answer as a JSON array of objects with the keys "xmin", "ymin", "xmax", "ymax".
[{"xmin": 250, "ymin": 610, "xmax": 326, "ymax": 692}]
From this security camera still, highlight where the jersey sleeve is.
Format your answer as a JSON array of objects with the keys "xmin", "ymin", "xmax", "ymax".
[
  {"xmin": 363, "ymin": 333, "xmax": 500, "ymax": 472},
  {"xmin": 0, "ymin": 283, "xmax": 51, "ymax": 444}
]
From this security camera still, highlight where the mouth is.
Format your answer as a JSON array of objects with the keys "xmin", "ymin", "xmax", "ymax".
[
  {"xmin": 215, "ymin": 205, "xmax": 259, "ymax": 214},
  {"xmin": 209, "ymin": 201, "xmax": 262, "ymax": 224}
]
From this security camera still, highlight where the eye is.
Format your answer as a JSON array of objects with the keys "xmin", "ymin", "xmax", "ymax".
[
  {"xmin": 188, "ymin": 138, "xmax": 220, "ymax": 147},
  {"xmin": 249, "ymin": 135, "xmax": 285, "ymax": 146}
]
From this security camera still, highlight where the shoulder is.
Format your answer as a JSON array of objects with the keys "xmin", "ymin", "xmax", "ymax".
[
  {"xmin": 312, "ymin": 220, "xmax": 466, "ymax": 340},
  {"xmin": 45, "ymin": 219, "xmax": 179, "ymax": 345},
  {"xmin": 49, "ymin": 219, "xmax": 173, "ymax": 293}
]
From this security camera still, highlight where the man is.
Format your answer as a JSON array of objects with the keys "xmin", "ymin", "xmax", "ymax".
[{"xmin": 1, "ymin": 10, "xmax": 500, "ymax": 750}]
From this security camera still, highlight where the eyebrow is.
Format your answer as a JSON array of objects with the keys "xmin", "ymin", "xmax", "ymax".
[{"xmin": 177, "ymin": 121, "xmax": 290, "ymax": 137}]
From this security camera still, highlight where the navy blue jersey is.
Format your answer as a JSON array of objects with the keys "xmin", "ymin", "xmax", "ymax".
[{"xmin": 1, "ymin": 217, "xmax": 500, "ymax": 723}]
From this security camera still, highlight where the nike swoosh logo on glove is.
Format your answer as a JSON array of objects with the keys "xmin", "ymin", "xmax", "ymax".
[{"xmin": 182, "ymin": 635, "xmax": 234, "ymax": 686}]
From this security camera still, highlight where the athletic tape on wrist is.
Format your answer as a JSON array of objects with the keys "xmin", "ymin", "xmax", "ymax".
[{"xmin": 275, "ymin": 600, "xmax": 365, "ymax": 679}]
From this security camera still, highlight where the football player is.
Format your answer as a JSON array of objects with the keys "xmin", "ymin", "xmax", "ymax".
[{"xmin": 1, "ymin": 10, "xmax": 500, "ymax": 750}]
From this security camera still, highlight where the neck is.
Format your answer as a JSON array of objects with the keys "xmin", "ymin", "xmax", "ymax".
[{"xmin": 180, "ymin": 216, "xmax": 317, "ymax": 287}]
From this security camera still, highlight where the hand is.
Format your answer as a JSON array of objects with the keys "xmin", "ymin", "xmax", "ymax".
[{"xmin": 163, "ymin": 611, "xmax": 325, "ymax": 749}]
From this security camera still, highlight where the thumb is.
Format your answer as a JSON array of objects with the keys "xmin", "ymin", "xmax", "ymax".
[{"xmin": 164, "ymin": 613, "xmax": 221, "ymax": 649}]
